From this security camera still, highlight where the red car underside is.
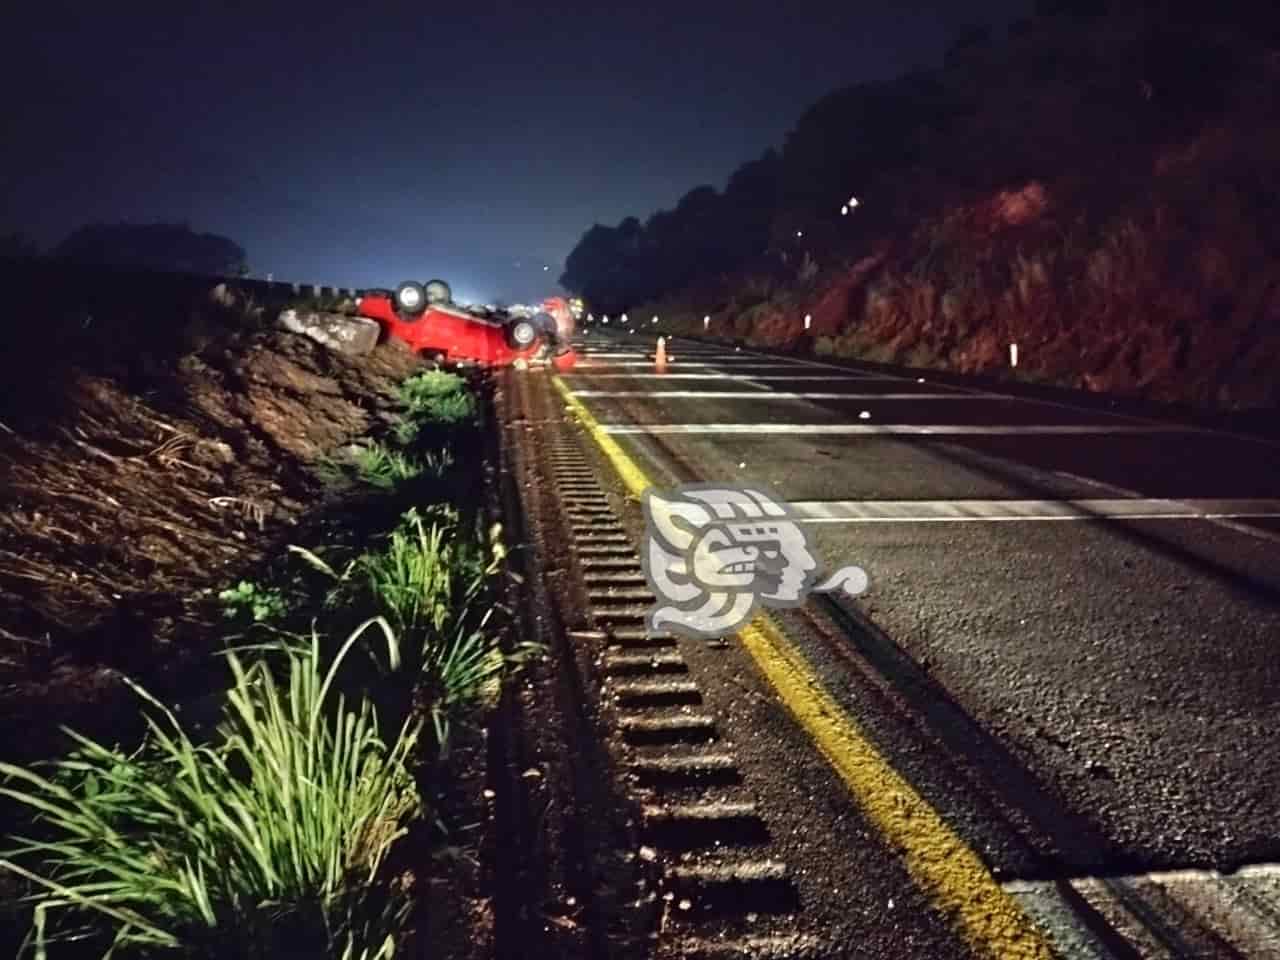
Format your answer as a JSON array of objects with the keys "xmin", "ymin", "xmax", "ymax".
[{"xmin": 358, "ymin": 295, "xmax": 577, "ymax": 370}]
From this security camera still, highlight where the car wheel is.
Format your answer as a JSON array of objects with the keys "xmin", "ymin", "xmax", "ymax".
[
  {"xmin": 505, "ymin": 318, "xmax": 539, "ymax": 349},
  {"xmin": 424, "ymin": 279, "xmax": 452, "ymax": 305},
  {"xmin": 394, "ymin": 281, "xmax": 427, "ymax": 316}
]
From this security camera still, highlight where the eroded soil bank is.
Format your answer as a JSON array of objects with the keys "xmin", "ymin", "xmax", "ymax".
[{"xmin": 0, "ymin": 279, "xmax": 427, "ymax": 764}]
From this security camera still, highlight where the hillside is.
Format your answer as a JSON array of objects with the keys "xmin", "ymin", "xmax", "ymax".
[
  {"xmin": 562, "ymin": 2, "xmax": 1280, "ymax": 409},
  {"xmin": 0, "ymin": 269, "xmax": 425, "ymax": 763}
]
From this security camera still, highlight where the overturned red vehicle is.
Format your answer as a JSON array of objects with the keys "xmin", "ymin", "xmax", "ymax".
[{"xmin": 356, "ymin": 279, "xmax": 577, "ymax": 370}]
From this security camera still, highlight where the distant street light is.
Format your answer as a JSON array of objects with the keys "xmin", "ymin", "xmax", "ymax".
[
  {"xmin": 796, "ymin": 230, "xmax": 804, "ymax": 238},
  {"xmin": 840, "ymin": 205, "xmax": 848, "ymax": 216},
  {"xmin": 652, "ymin": 316, "xmax": 659, "ymax": 325},
  {"xmin": 849, "ymin": 196, "xmax": 860, "ymax": 208}
]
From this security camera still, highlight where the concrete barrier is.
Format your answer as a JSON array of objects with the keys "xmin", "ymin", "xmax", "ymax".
[{"xmin": 278, "ymin": 309, "xmax": 380, "ymax": 356}]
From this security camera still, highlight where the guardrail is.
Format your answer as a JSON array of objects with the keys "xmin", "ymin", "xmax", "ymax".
[{"xmin": 0, "ymin": 257, "xmax": 366, "ymax": 303}]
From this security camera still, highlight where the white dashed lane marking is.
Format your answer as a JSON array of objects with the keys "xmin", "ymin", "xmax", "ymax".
[
  {"xmin": 576, "ymin": 360, "xmax": 872, "ymax": 370},
  {"xmin": 599, "ymin": 423, "xmax": 1194, "ymax": 436},
  {"xmin": 561, "ymin": 373, "xmax": 911, "ymax": 382}
]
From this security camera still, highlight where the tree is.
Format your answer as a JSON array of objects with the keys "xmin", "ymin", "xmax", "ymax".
[
  {"xmin": 0, "ymin": 232, "xmax": 38, "ymax": 259},
  {"xmin": 560, "ymin": 150, "xmax": 781, "ymax": 311},
  {"xmin": 52, "ymin": 222, "xmax": 247, "ymax": 276}
]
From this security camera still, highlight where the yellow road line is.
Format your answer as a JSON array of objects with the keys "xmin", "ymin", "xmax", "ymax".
[
  {"xmin": 552, "ymin": 374, "xmax": 1054, "ymax": 959},
  {"xmin": 555, "ymin": 377, "xmax": 652, "ymax": 497}
]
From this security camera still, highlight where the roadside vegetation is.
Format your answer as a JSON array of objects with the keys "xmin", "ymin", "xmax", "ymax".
[{"xmin": 0, "ymin": 366, "xmax": 520, "ymax": 958}]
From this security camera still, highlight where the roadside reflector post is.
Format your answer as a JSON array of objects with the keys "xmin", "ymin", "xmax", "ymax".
[
  {"xmin": 804, "ymin": 313, "xmax": 812, "ymax": 331},
  {"xmin": 703, "ymin": 315, "xmax": 710, "ymax": 331},
  {"xmin": 655, "ymin": 336, "xmax": 668, "ymax": 373},
  {"xmin": 1010, "ymin": 343, "xmax": 1019, "ymax": 368}
]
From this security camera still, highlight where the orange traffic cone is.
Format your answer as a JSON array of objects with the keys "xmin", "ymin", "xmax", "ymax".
[{"xmin": 655, "ymin": 336, "xmax": 668, "ymax": 373}]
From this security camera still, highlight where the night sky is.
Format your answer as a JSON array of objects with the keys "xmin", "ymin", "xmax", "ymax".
[{"xmin": 2, "ymin": 1, "xmax": 1029, "ymax": 303}]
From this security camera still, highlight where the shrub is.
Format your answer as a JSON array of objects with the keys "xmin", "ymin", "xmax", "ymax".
[
  {"xmin": 398, "ymin": 371, "xmax": 477, "ymax": 425},
  {"xmin": 219, "ymin": 580, "xmax": 288, "ymax": 623}
]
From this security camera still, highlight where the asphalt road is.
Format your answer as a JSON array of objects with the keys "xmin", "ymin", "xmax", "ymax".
[{"xmin": 558, "ymin": 329, "xmax": 1280, "ymax": 958}]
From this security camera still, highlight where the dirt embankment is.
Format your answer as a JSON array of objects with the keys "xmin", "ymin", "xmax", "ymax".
[
  {"xmin": 627, "ymin": 13, "xmax": 1280, "ymax": 411},
  {"xmin": 0, "ymin": 272, "xmax": 423, "ymax": 763}
]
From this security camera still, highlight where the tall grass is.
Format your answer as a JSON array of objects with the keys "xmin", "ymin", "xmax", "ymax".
[
  {"xmin": 350, "ymin": 443, "xmax": 455, "ymax": 489},
  {"xmin": 292, "ymin": 507, "xmax": 528, "ymax": 744},
  {"xmin": 316, "ymin": 444, "xmax": 454, "ymax": 490},
  {"xmin": 0, "ymin": 620, "xmax": 419, "ymax": 959}
]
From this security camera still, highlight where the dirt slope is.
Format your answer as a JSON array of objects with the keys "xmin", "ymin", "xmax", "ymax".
[{"xmin": 0, "ymin": 280, "xmax": 422, "ymax": 763}]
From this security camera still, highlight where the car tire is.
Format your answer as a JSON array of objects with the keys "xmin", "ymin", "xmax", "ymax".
[
  {"xmin": 394, "ymin": 281, "xmax": 427, "ymax": 317},
  {"xmin": 424, "ymin": 279, "xmax": 452, "ymax": 305},
  {"xmin": 505, "ymin": 318, "xmax": 539, "ymax": 349}
]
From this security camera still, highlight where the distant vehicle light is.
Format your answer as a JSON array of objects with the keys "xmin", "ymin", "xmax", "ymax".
[
  {"xmin": 841, "ymin": 205, "xmax": 849, "ymax": 215},
  {"xmin": 652, "ymin": 316, "xmax": 658, "ymax": 324},
  {"xmin": 849, "ymin": 196, "xmax": 860, "ymax": 208},
  {"xmin": 621, "ymin": 314, "xmax": 629, "ymax": 324},
  {"xmin": 796, "ymin": 230, "xmax": 803, "ymax": 238}
]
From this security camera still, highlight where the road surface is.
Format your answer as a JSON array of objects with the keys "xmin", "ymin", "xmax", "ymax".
[{"xmin": 550, "ymin": 329, "xmax": 1280, "ymax": 958}]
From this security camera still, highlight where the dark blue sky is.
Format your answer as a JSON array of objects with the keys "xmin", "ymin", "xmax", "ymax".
[{"xmin": 1, "ymin": 1, "xmax": 1029, "ymax": 302}]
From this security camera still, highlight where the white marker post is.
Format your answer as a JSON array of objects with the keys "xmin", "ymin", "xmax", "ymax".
[
  {"xmin": 804, "ymin": 314, "xmax": 812, "ymax": 331},
  {"xmin": 703, "ymin": 315, "xmax": 710, "ymax": 330},
  {"xmin": 1010, "ymin": 343, "xmax": 1019, "ymax": 368}
]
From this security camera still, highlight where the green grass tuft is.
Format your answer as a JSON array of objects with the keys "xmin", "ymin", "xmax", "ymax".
[
  {"xmin": 351, "ymin": 444, "xmax": 425, "ymax": 489},
  {"xmin": 294, "ymin": 508, "xmax": 533, "ymax": 742}
]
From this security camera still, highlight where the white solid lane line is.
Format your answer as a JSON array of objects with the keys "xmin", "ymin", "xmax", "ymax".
[
  {"xmin": 787, "ymin": 498, "xmax": 1280, "ymax": 523},
  {"xmin": 576, "ymin": 359, "xmax": 854, "ymax": 368},
  {"xmin": 600, "ymin": 423, "xmax": 1195, "ymax": 436},
  {"xmin": 569, "ymin": 391, "xmax": 994, "ymax": 400},
  {"xmin": 560, "ymin": 373, "xmax": 914, "ymax": 382}
]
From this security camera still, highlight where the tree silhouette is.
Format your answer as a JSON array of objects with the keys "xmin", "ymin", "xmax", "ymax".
[
  {"xmin": 53, "ymin": 222, "xmax": 247, "ymax": 277},
  {"xmin": 0, "ymin": 232, "xmax": 39, "ymax": 259}
]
